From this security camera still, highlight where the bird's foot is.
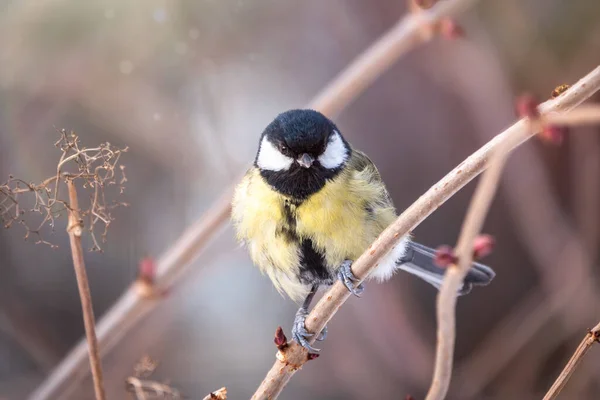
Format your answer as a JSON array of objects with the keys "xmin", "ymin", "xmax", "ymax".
[
  {"xmin": 291, "ymin": 308, "xmax": 327, "ymax": 352},
  {"xmin": 337, "ymin": 260, "xmax": 364, "ymax": 297}
]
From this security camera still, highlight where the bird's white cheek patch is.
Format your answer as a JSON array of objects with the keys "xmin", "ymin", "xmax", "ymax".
[
  {"xmin": 318, "ymin": 131, "xmax": 348, "ymax": 169},
  {"xmin": 256, "ymin": 137, "xmax": 293, "ymax": 171}
]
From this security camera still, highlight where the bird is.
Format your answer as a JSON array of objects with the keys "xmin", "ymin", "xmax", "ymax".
[{"xmin": 231, "ymin": 109, "xmax": 495, "ymax": 351}]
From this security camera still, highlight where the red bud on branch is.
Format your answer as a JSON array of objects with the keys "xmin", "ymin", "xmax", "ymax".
[
  {"xmin": 540, "ymin": 125, "xmax": 568, "ymax": 145},
  {"xmin": 516, "ymin": 94, "xmax": 541, "ymax": 119},
  {"xmin": 274, "ymin": 326, "xmax": 288, "ymax": 349},
  {"xmin": 434, "ymin": 245, "xmax": 458, "ymax": 267},
  {"xmin": 473, "ymin": 234, "xmax": 495, "ymax": 260},
  {"xmin": 439, "ymin": 18, "xmax": 464, "ymax": 40},
  {"xmin": 138, "ymin": 257, "xmax": 156, "ymax": 285}
]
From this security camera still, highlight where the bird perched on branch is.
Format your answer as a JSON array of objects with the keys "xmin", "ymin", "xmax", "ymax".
[{"xmin": 232, "ymin": 109, "xmax": 495, "ymax": 351}]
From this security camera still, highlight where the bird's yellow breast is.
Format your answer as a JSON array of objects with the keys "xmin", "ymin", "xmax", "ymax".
[
  {"xmin": 231, "ymin": 169, "xmax": 300, "ymax": 274},
  {"xmin": 231, "ymin": 162, "xmax": 396, "ymax": 301},
  {"xmin": 296, "ymin": 174, "xmax": 378, "ymax": 267}
]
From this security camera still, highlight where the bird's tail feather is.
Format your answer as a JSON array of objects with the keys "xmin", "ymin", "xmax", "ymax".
[{"xmin": 397, "ymin": 241, "xmax": 495, "ymax": 296}]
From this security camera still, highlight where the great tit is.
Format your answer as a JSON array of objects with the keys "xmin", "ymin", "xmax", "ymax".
[{"xmin": 231, "ymin": 109, "xmax": 495, "ymax": 351}]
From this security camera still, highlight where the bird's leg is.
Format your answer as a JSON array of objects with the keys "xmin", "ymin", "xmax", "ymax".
[
  {"xmin": 291, "ymin": 284, "xmax": 327, "ymax": 352},
  {"xmin": 337, "ymin": 259, "xmax": 364, "ymax": 296}
]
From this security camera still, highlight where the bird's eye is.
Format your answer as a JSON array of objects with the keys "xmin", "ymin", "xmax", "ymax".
[{"xmin": 278, "ymin": 143, "xmax": 287, "ymax": 153}]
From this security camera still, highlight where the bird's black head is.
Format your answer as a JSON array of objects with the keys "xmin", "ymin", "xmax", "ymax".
[{"xmin": 255, "ymin": 109, "xmax": 351, "ymax": 200}]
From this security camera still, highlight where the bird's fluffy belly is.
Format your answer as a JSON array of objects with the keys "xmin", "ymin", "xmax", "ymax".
[{"xmin": 232, "ymin": 168, "xmax": 404, "ymax": 301}]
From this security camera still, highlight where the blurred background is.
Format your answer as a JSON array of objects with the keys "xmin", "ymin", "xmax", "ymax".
[{"xmin": 0, "ymin": 0, "xmax": 599, "ymax": 399}]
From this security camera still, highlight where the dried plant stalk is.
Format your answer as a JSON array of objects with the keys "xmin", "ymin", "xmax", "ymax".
[
  {"xmin": 66, "ymin": 179, "xmax": 106, "ymax": 400},
  {"xmin": 542, "ymin": 322, "xmax": 600, "ymax": 400}
]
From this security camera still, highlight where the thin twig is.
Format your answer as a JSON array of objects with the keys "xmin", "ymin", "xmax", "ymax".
[
  {"xmin": 309, "ymin": 0, "xmax": 481, "ymax": 116},
  {"xmin": 29, "ymin": 1, "xmax": 483, "ymax": 398},
  {"xmin": 454, "ymin": 113, "xmax": 600, "ymax": 397},
  {"xmin": 546, "ymin": 105, "xmax": 600, "ymax": 125},
  {"xmin": 542, "ymin": 321, "xmax": 600, "ymax": 400},
  {"xmin": 202, "ymin": 387, "xmax": 228, "ymax": 400},
  {"xmin": 252, "ymin": 66, "xmax": 600, "ymax": 400},
  {"xmin": 65, "ymin": 179, "xmax": 106, "ymax": 400},
  {"xmin": 425, "ymin": 82, "xmax": 600, "ymax": 400},
  {"xmin": 424, "ymin": 117, "xmax": 514, "ymax": 400}
]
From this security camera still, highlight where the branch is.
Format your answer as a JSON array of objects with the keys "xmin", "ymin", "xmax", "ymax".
[
  {"xmin": 542, "ymin": 321, "xmax": 600, "ymax": 400},
  {"xmin": 426, "ymin": 84, "xmax": 600, "ymax": 400},
  {"xmin": 426, "ymin": 94, "xmax": 600, "ymax": 400},
  {"xmin": 252, "ymin": 66, "xmax": 600, "ymax": 400},
  {"xmin": 453, "ymin": 107, "xmax": 600, "ymax": 398},
  {"xmin": 202, "ymin": 387, "xmax": 228, "ymax": 400},
  {"xmin": 30, "ymin": 0, "xmax": 482, "ymax": 398},
  {"xmin": 308, "ymin": 0, "xmax": 481, "ymax": 116},
  {"xmin": 65, "ymin": 179, "xmax": 106, "ymax": 400},
  {"xmin": 424, "ymin": 112, "xmax": 513, "ymax": 400}
]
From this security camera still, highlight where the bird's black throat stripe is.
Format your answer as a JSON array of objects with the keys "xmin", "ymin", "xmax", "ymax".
[
  {"xmin": 276, "ymin": 198, "xmax": 300, "ymax": 243},
  {"xmin": 275, "ymin": 198, "xmax": 333, "ymax": 285},
  {"xmin": 260, "ymin": 163, "xmax": 342, "ymax": 200},
  {"xmin": 298, "ymin": 238, "xmax": 332, "ymax": 284}
]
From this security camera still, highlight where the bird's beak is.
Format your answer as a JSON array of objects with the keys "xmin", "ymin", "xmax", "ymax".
[{"xmin": 297, "ymin": 153, "xmax": 314, "ymax": 168}]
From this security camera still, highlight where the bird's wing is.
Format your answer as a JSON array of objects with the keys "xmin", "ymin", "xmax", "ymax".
[{"xmin": 347, "ymin": 149, "xmax": 395, "ymax": 210}]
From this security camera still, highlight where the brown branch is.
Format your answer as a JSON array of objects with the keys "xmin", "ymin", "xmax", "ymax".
[
  {"xmin": 424, "ymin": 118, "xmax": 513, "ymax": 400},
  {"xmin": 66, "ymin": 179, "xmax": 106, "ymax": 400},
  {"xmin": 454, "ymin": 111, "xmax": 600, "ymax": 398},
  {"xmin": 426, "ymin": 85, "xmax": 600, "ymax": 400},
  {"xmin": 309, "ymin": 0, "xmax": 481, "ymax": 116},
  {"xmin": 252, "ymin": 66, "xmax": 600, "ymax": 400},
  {"xmin": 542, "ymin": 322, "xmax": 600, "ymax": 400},
  {"xmin": 202, "ymin": 387, "xmax": 228, "ymax": 400}
]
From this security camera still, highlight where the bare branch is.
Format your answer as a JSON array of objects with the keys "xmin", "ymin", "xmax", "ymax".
[
  {"xmin": 424, "ymin": 115, "xmax": 513, "ymax": 400},
  {"xmin": 542, "ymin": 322, "xmax": 600, "ymax": 400},
  {"xmin": 425, "ymin": 80, "xmax": 600, "ymax": 400},
  {"xmin": 202, "ymin": 387, "xmax": 228, "ymax": 400},
  {"xmin": 252, "ymin": 66, "xmax": 600, "ymax": 400},
  {"xmin": 308, "ymin": 0, "xmax": 481, "ymax": 117}
]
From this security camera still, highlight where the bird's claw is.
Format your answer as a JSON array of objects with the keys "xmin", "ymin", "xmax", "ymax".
[
  {"xmin": 291, "ymin": 308, "xmax": 327, "ymax": 352},
  {"xmin": 337, "ymin": 260, "xmax": 364, "ymax": 297},
  {"xmin": 292, "ymin": 308, "xmax": 318, "ymax": 352},
  {"xmin": 316, "ymin": 325, "xmax": 327, "ymax": 341}
]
